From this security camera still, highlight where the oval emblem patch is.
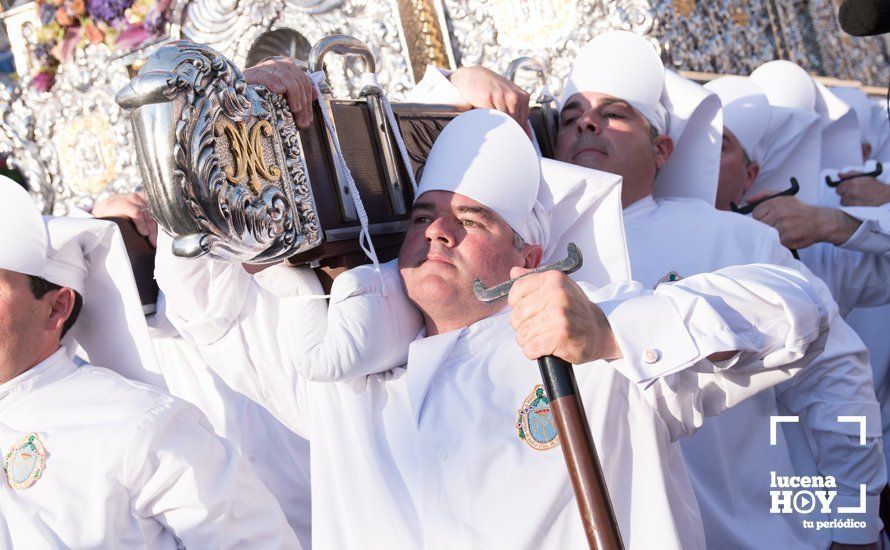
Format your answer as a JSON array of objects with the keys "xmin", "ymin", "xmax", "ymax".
[
  {"xmin": 516, "ymin": 385, "xmax": 560, "ymax": 450},
  {"xmin": 4, "ymin": 433, "xmax": 47, "ymax": 490}
]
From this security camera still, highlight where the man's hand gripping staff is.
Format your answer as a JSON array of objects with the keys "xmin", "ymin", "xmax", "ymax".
[{"xmin": 473, "ymin": 243, "xmax": 623, "ymax": 550}]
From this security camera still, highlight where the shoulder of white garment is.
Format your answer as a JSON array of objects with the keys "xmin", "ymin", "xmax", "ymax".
[
  {"xmin": 656, "ymin": 197, "xmax": 786, "ymax": 254},
  {"xmin": 295, "ymin": 259, "xmax": 422, "ymax": 381},
  {"xmin": 27, "ymin": 361, "xmax": 196, "ymax": 438},
  {"xmin": 253, "ymin": 263, "xmax": 325, "ymax": 297}
]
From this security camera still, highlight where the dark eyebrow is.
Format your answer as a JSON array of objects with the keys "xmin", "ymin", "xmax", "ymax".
[
  {"xmin": 456, "ymin": 205, "xmax": 496, "ymax": 222},
  {"xmin": 600, "ymin": 98, "xmax": 633, "ymax": 110},
  {"xmin": 411, "ymin": 201, "xmax": 436, "ymax": 212},
  {"xmin": 561, "ymin": 100, "xmax": 583, "ymax": 113}
]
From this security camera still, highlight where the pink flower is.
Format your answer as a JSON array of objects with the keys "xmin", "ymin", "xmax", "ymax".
[{"xmin": 31, "ymin": 71, "xmax": 56, "ymax": 92}]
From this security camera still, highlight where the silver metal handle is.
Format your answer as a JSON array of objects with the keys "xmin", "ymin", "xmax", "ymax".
[
  {"xmin": 505, "ymin": 56, "xmax": 548, "ymax": 84},
  {"xmin": 309, "ymin": 35, "xmax": 376, "ymax": 94}
]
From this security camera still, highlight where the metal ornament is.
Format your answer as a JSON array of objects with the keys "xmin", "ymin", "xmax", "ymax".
[
  {"xmin": 166, "ymin": 0, "xmax": 416, "ymax": 99},
  {"xmin": 116, "ymin": 40, "xmax": 321, "ymax": 263},
  {"xmin": 473, "ymin": 243, "xmax": 582, "ymax": 303},
  {"xmin": 0, "ymin": 45, "xmax": 141, "ymax": 214},
  {"xmin": 3, "ymin": 433, "xmax": 47, "ymax": 490}
]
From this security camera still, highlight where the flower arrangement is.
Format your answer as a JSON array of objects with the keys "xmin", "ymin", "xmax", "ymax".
[{"xmin": 31, "ymin": 0, "xmax": 170, "ymax": 91}]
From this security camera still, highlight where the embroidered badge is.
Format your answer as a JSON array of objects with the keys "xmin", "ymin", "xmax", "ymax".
[
  {"xmin": 655, "ymin": 271, "xmax": 683, "ymax": 288},
  {"xmin": 516, "ymin": 385, "xmax": 560, "ymax": 450},
  {"xmin": 3, "ymin": 433, "xmax": 47, "ymax": 489}
]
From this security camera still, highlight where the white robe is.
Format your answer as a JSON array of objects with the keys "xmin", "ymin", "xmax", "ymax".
[
  {"xmin": 0, "ymin": 347, "xmax": 298, "ymax": 549},
  {"xmin": 147, "ymin": 303, "xmax": 313, "ymax": 548},
  {"xmin": 622, "ymin": 196, "xmax": 886, "ymax": 547},
  {"xmin": 157, "ymin": 243, "xmax": 830, "ymax": 549}
]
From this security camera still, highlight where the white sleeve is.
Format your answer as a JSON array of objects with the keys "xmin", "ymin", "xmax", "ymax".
[
  {"xmin": 774, "ymin": 315, "xmax": 886, "ymax": 544},
  {"xmin": 154, "ymin": 232, "xmax": 326, "ymax": 434},
  {"xmin": 123, "ymin": 400, "xmax": 300, "ymax": 549},
  {"xmin": 291, "ymin": 261, "xmax": 423, "ymax": 381},
  {"xmin": 771, "ymin": 255, "xmax": 887, "ymax": 544},
  {"xmin": 591, "ymin": 263, "xmax": 829, "ymax": 441},
  {"xmin": 839, "ymin": 205, "xmax": 890, "ymax": 256},
  {"xmin": 799, "ymin": 241, "xmax": 890, "ymax": 316}
]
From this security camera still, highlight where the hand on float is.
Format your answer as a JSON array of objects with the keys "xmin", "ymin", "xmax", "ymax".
[
  {"xmin": 244, "ymin": 57, "xmax": 316, "ymax": 129},
  {"xmin": 92, "ymin": 191, "xmax": 158, "ymax": 247},
  {"xmin": 449, "ymin": 66, "xmax": 532, "ymax": 138}
]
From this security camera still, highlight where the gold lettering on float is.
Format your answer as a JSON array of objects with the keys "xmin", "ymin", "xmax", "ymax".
[{"xmin": 215, "ymin": 119, "xmax": 281, "ymax": 193}]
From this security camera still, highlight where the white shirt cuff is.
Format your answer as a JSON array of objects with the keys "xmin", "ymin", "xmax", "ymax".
[
  {"xmin": 840, "ymin": 207, "xmax": 890, "ymax": 256},
  {"xmin": 599, "ymin": 294, "xmax": 699, "ymax": 385}
]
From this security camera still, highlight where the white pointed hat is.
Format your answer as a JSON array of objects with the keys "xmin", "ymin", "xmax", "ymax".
[
  {"xmin": 706, "ymin": 75, "xmax": 821, "ymax": 203},
  {"xmin": 705, "ymin": 76, "xmax": 771, "ymax": 162},
  {"xmin": 831, "ymin": 85, "xmax": 876, "ymax": 149},
  {"xmin": 561, "ymin": 31, "xmax": 668, "ymax": 133},
  {"xmin": 561, "ymin": 31, "xmax": 722, "ymax": 204},
  {"xmin": 418, "ymin": 108, "xmax": 548, "ymax": 246},
  {"xmin": 0, "ymin": 177, "xmax": 47, "ymax": 278},
  {"xmin": 539, "ymin": 158, "xmax": 629, "ymax": 286},
  {"xmin": 870, "ymin": 99, "xmax": 890, "ymax": 161},
  {"xmin": 750, "ymin": 60, "xmax": 860, "ymax": 170},
  {"xmin": 43, "ymin": 216, "xmax": 165, "ymax": 388}
]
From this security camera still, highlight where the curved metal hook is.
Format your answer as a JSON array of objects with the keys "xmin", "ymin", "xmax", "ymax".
[
  {"xmin": 825, "ymin": 162, "xmax": 883, "ymax": 187},
  {"xmin": 308, "ymin": 34, "xmax": 376, "ymax": 76},
  {"xmin": 505, "ymin": 56, "xmax": 548, "ymax": 84},
  {"xmin": 730, "ymin": 177, "xmax": 800, "ymax": 215},
  {"xmin": 473, "ymin": 243, "xmax": 583, "ymax": 303}
]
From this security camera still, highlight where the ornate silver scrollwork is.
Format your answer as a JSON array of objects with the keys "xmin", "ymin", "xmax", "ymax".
[
  {"xmin": 167, "ymin": 0, "xmax": 415, "ymax": 99},
  {"xmin": 0, "ymin": 45, "xmax": 142, "ymax": 214},
  {"xmin": 116, "ymin": 40, "xmax": 321, "ymax": 263}
]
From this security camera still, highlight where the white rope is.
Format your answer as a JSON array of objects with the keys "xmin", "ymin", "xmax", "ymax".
[
  {"xmin": 309, "ymin": 71, "xmax": 381, "ymax": 275},
  {"xmin": 358, "ymin": 72, "xmax": 419, "ymax": 195}
]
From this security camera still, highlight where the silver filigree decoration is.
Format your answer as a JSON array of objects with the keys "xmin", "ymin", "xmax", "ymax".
[
  {"xmin": 167, "ymin": 0, "xmax": 415, "ymax": 99},
  {"xmin": 116, "ymin": 40, "xmax": 321, "ymax": 263},
  {"xmin": 439, "ymin": 0, "xmax": 656, "ymax": 97},
  {"xmin": 0, "ymin": 45, "xmax": 140, "ymax": 214}
]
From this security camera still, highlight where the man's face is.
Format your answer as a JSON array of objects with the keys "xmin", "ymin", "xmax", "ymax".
[
  {"xmin": 0, "ymin": 269, "xmax": 51, "ymax": 380},
  {"xmin": 554, "ymin": 91, "xmax": 671, "ymax": 206},
  {"xmin": 399, "ymin": 191, "xmax": 538, "ymax": 331},
  {"xmin": 716, "ymin": 129, "xmax": 758, "ymax": 211}
]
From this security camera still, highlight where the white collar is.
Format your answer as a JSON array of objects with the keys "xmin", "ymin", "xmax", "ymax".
[
  {"xmin": 0, "ymin": 347, "xmax": 77, "ymax": 406},
  {"xmin": 622, "ymin": 195, "xmax": 659, "ymax": 222}
]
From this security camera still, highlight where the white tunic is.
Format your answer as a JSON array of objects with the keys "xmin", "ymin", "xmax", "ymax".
[
  {"xmin": 0, "ymin": 348, "xmax": 298, "ymax": 549},
  {"xmin": 622, "ymin": 196, "xmax": 886, "ymax": 547},
  {"xmin": 158, "ymin": 246, "xmax": 829, "ymax": 549},
  {"xmin": 148, "ymin": 304, "xmax": 313, "ymax": 548}
]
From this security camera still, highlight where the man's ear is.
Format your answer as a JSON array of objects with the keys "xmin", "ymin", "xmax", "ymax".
[
  {"xmin": 523, "ymin": 244, "xmax": 544, "ymax": 269},
  {"xmin": 654, "ymin": 135, "xmax": 674, "ymax": 169},
  {"xmin": 45, "ymin": 287, "xmax": 75, "ymax": 334},
  {"xmin": 744, "ymin": 161, "xmax": 760, "ymax": 195}
]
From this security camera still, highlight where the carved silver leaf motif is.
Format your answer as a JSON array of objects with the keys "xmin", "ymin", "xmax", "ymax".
[
  {"xmin": 116, "ymin": 40, "xmax": 321, "ymax": 263},
  {"xmin": 168, "ymin": 0, "xmax": 416, "ymax": 99}
]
